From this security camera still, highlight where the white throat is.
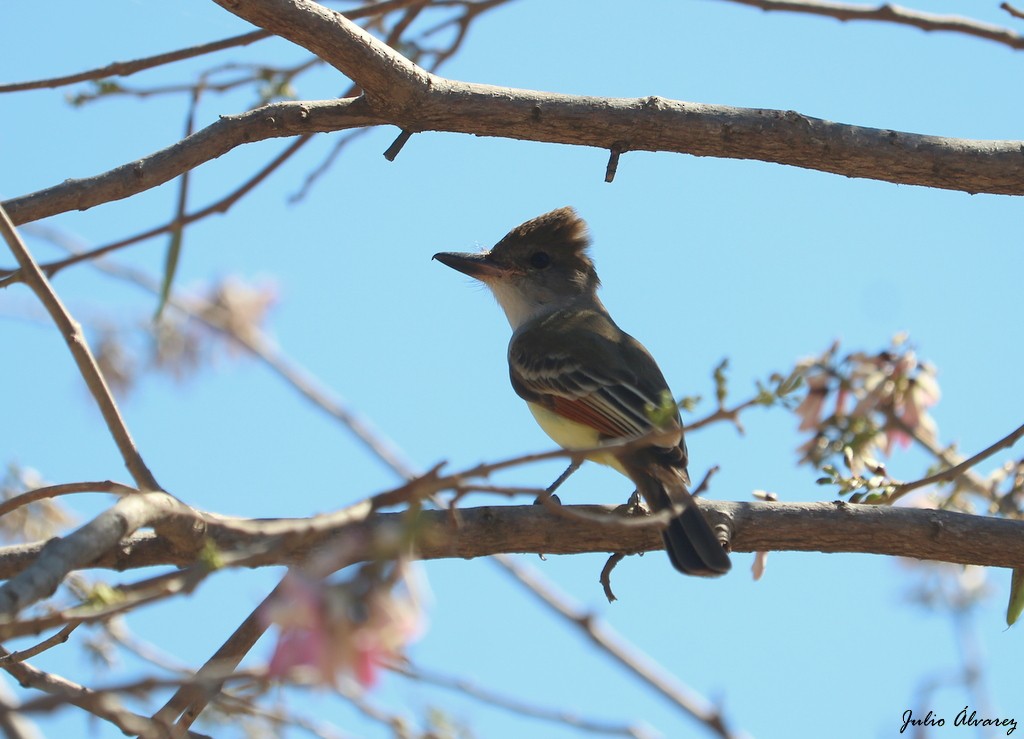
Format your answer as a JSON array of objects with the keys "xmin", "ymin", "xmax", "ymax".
[{"xmin": 487, "ymin": 280, "xmax": 553, "ymax": 330}]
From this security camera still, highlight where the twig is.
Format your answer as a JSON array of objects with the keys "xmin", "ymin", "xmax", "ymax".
[
  {"xmin": 0, "ymin": 205, "xmax": 159, "ymax": 492},
  {"xmin": 495, "ymin": 555, "xmax": 735, "ymax": 738},
  {"xmin": 394, "ymin": 662, "xmax": 651, "ymax": 738},
  {"xmin": 382, "ymin": 129, "xmax": 413, "ymax": 160},
  {"xmin": 0, "ymin": 31, "xmax": 269, "ymax": 94},
  {"xmin": 0, "ymin": 135, "xmax": 313, "ymax": 287},
  {"xmin": 0, "ymin": 480, "xmax": 135, "ymax": 520},
  {"xmin": 888, "ymin": 421, "xmax": 1024, "ymax": 503},
  {"xmin": 605, "ymin": 145, "xmax": 622, "ymax": 183},
  {"xmin": 1003, "ymin": 2, "xmax": 1024, "ymax": 21},
  {"xmin": 887, "ymin": 413, "xmax": 992, "ymax": 497},
  {"xmin": 0, "ymin": 0, "xmax": 429, "ymax": 94},
  {"xmin": 686, "ymin": 397, "xmax": 762, "ymax": 433},
  {"xmin": 599, "ymin": 553, "xmax": 626, "ymax": 603},
  {"xmin": 721, "ymin": 0, "xmax": 1024, "ymax": 50},
  {"xmin": 0, "ymin": 647, "xmax": 169, "ymax": 736},
  {"xmin": 0, "ymin": 624, "xmax": 79, "ymax": 665}
]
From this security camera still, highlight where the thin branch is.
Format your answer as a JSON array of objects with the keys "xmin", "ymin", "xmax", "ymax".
[
  {"xmin": 0, "ymin": 205, "xmax": 160, "ymax": 492},
  {"xmin": 0, "ymin": 97, "xmax": 377, "ymax": 228},
  {"xmin": 721, "ymin": 0, "xmax": 1024, "ymax": 50},
  {"xmin": 0, "ymin": 134, "xmax": 314, "ymax": 287},
  {"xmin": 0, "ymin": 624, "xmax": 79, "ymax": 665},
  {"xmin": 395, "ymin": 662, "xmax": 652, "ymax": 738},
  {"xmin": 0, "ymin": 647, "xmax": 169, "ymax": 736},
  {"xmin": 1003, "ymin": 2, "xmax": 1024, "ymax": 22},
  {"xmin": 0, "ymin": 0, "xmax": 429, "ymax": 94},
  {"xmin": 888, "ymin": 413, "xmax": 992, "ymax": 497},
  {"xmin": 0, "ymin": 480, "xmax": 135, "ymax": 520},
  {"xmin": 496, "ymin": 555, "xmax": 735, "ymax": 738},
  {"xmin": 889, "ymin": 421, "xmax": 1024, "ymax": 503},
  {"xmin": 0, "ymin": 31, "xmax": 269, "ymax": 94}
]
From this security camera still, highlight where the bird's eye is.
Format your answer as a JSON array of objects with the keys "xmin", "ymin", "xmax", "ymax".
[{"xmin": 529, "ymin": 251, "xmax": 551, "ymax": 269}]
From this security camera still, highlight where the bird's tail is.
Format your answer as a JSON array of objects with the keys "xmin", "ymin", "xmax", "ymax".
[{"xmin": 636, "ymin": 474, "xmax": 731, "ymax": 577}]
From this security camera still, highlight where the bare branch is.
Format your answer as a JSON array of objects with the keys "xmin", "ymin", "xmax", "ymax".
[
  {"xmin": 0, "ymin": 206, "xmax": 160, "ymax": 492},
  {"xmin": 1004, "ymin": 2, "xmax": 1024, "ymax": 22},
  {"xmin": 0, "ymin": 0, "xmax": 432, "ymax": 94},
  {"xmin": 0, "ymin": 491, "xmax": 199, "ymax": 618},
  {"xmin": 721, "ymin": 0, "xmax": 1024, "ymax": 50},
  {"xmin": 1, "ymin": 98, "xmax": 378, "ymax": 226},
  {"xmin": 0, "ymin": 624, "xmax": 79, "ymax": 665},
  {"xmin": 889, "ymin": 421, "xmax": 1024, "ymax": 503},
  {"xmin": 3, "ymin": 2, "xmax": 1022, "ymax": 230},
  {"xmin": 0, "ymin": 31, "xmax": 270, "ymax": 94},
  {"xmin": 0, "ymin": 647, "xmax": 170, "ymax": 736},
  {"xmin": 0, "ymin": 499, "xmax": 1020, "ymax": 580},
  {"xmin": 395, "ymin": 662, "xmax": 653, "ymax": 738},
  {"xmin": 0, "ymin": 480, "xmax": 135, "ymax": 520}
]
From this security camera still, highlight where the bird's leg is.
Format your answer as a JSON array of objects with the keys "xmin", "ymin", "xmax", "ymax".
[{"xmin": 534, "ymin": 459, "xmax": 582, "ymax": 505}]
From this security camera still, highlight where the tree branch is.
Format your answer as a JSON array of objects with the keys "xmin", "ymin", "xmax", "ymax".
[
  {"xmin": 1, "ymin": 98, "xmax": 379, "ymax": 226},
  {"xmin": 0, "ymin": 501, "xmax": 1019, "ymax": 581},
  {"xmin": 720, "ymin": 0, "xmax": 1024, "ymax": 51},
  {"xmin": 0, "ymin": 206, "xmax": 160, "ymax": 492},
  {"xmin": 3, "ymin": 0, "xmax": 1022, "ymax": 229}
]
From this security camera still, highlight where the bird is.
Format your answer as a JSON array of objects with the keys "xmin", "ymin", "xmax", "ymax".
[{"xmin": 433, "ymin": 207, "xmax": 730, "ymax": 576}]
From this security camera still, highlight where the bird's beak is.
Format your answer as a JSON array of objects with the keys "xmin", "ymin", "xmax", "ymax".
[{"xmin": 432, "ymin": 251, "xmax": 506, "ymax": 281}]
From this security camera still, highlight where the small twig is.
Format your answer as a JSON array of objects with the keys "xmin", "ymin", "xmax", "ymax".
[
  {"xmin": 0, "ymin": 624, "xmax": 79, "ymax": 665},
  {"xmin": 394, "ymin": 661, "xmax": 650, "ymax": 737},
  {"xmin": 599, "ymin": 553, "xmax": 626, "ymax": 603},
  {"xmin": 0, "ymin": 205, "xmax": 160, "ymax": 492},
  {"xmin": 382, "ymin": 129, "xmax": 413, "ymax": 161},
  {"xmin": 888, "ymin": 421, "xmax": 1024, "ymax": 503},
  {"xmin": 721, "ymin": 0, "xmax": 1024, "ymax": 50},
  {"xmin": 605, "ymin": 145, "xmax": 622, "ymax": 183},
  {"xmin": 0, "ymin": 480, "xmax": 136, "ymax": 520},
  {"xmin": 686, "ymin": 397, "xmax": 762, "ymax": 433},
  {"xmin": 0, "ymin": 646, "xmax": 167, "ymax": 735},
  {"xmin": 0, "ymin": 135, "xmax": 312, "ymax": 288},
  {"xmin": 0, "ymin": 31, "xmax": 269, "ymax": 94},
  {"xmin": 0, "ymin": 0, "xmax": 428, "ymax": 94},
  {"xmin": 1003, "ymin": 2, "xmax": 1024, "ymax": 21},
  {"xmin": 691, "ymin": 465, "xmax": 721, "ymax": 497}
]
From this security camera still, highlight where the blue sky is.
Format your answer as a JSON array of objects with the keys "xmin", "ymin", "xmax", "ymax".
[{"xmin": 2, "ymin": 1, "xmax": 1023, "ymax": 737}]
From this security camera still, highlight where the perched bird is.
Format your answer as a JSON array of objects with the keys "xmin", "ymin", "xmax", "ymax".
[{"xmin": 434, "ymin": 207, "xmax": 730, "ymax": 576}]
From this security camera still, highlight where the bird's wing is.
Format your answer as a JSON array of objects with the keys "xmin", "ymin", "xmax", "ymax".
[{"xmin": 508, "ymin": 325, "xmax": 677, "ymax": 443}]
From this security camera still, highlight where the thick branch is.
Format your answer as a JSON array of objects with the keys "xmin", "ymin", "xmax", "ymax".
[
  {"xmin": 0, "ymin": 492, "xmax": 198, "ymax": 619},
  {"xmin": 4, "ymin": 3, "xmax": 1023, "ymax": 227},
  {"xmin": 0, "ymin": 501, "xmax": 1019, "ymax": 580}
]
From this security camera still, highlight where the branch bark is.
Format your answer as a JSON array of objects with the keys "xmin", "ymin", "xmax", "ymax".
[
  {"xmin": 3, "ymin": 0, "xmax": 1023, "ymax": 229},
  {"xmin": 0, "ymin": 501, "xmax": 1019, "ymax": 583}
]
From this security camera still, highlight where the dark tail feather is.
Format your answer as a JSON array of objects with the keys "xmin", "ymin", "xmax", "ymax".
[
  {"xmin": 662, "ymin": 505, "xmax": 731, "ymax": 577},
  {"xmin": 632, "ymin": 472, "xmax": 731, "ymax": 577}
]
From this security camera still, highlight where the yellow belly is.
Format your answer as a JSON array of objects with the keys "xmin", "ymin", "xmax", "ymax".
[{"xmin": 527, "ymin": 402, "xmax": 628, "ymax": 475}]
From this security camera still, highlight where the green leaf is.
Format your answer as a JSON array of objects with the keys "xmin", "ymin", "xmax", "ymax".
[
  {"xmin": 154, "ymin": 226, "xmax": 183, "ymax": 321},
  {"xmin": 713, "ymin": 358, "xmax": 729, "ymax": 406},
  {"xmin": 1007, "ymin": 568, "xmax": 1024, "ymax": 627},
  {"xmin": 644, "ymin": 389, "xmax": 678, "ymax": 428}
]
